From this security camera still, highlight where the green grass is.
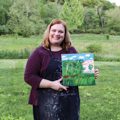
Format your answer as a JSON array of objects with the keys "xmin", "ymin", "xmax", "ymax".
[
  {"xmin": 71, "ymin": 34, "xmax": 120, "ymax": 58},
  {"xmin": 0, "ymin": 35, "xmax": 42, "ymax": 51},
  {"xmin": 0, "ymin": 33, "xmax": 120, "ymax": 119},
  {"xmin": 0, "ymin": 59, "xmax": 120, "ymax": 120},
  {"xmin": 0, "ymin": 59, "xmax": 32, "ymax": 120},
  {"xmin": 80, "ymin": 61, "xmax": 120, "ymax": 120},
  {"xmin": 0, "ymin": 34, "xmax": 120, "ymax": 60}
]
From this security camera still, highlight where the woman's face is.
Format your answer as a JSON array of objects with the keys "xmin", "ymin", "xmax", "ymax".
[{"xmin": 49, "ymin": 24, "xmax": 65, "ymax": 46}]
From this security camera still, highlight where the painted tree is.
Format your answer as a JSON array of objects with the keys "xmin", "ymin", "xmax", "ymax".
[{"xmin": 59, "ymin": 0, "xmax": 84, "ymax": 31}]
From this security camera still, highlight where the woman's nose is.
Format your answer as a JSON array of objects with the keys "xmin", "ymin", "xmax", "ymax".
[{"xmin": 55, "ymin": 31, "xmax": 59, "ymax": 35}]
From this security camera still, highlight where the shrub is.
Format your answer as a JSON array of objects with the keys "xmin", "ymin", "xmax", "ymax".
[
  {"xmin": 95, "ymin": 54, "xmax": 120, "ymax": 61},
  {"xmin": 86, "ymin": 44, "xmax": 102, "ymax": 53},
  {"xmin": 109, "ymin": 30, "xmax": 117, "ymax": 35},
  {"xmin": 86, "ymin": 28, "xmax": 103, "ymax": 34},
  {"xmin": 0, "ymin": 48, "xmax": 31, "ymax": 59},
  {"xmin": 0, "ymin": 25, "xmax": 9, "ymax": 35},
  {"xmin": 106, "ymin": 34, "xmax": 110, "ymax": 40}
]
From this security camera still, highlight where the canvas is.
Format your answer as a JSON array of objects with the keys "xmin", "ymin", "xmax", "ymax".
[{"xmin": 62, "ymin": 53, "xmax": 96, "ymax": 86}]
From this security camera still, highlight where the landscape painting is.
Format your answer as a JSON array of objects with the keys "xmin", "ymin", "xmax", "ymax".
[{"xmin": 62, "ymin": 53, "xmax": 95, "ymax": 86}]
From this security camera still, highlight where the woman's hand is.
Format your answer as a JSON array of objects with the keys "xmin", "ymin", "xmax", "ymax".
[
  {"xmin": 39, "ymin": 78, "xmax": 68, "ymax": 91},
  {"xmin": 94, "ymin": 69, "xmax": 99, "ymax": 79},
  {"xmin": 50, "ymin": 78, "xmax": 68, "ymax": 91}
]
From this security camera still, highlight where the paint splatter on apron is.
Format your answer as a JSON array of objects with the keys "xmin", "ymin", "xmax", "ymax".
[{"xmin": 33, "ymin": 52, "xmax": 80, "ymax": 120}]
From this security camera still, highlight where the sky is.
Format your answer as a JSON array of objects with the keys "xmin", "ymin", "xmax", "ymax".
[{"xmin": 107, "ymin": 0, "xmax": 120, "ymax": 6}]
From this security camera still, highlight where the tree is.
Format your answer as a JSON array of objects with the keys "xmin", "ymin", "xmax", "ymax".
[
  {"xmin": 0, "ymin": 0, "xmax": 13, "ymax": 25},
  {"xmin": 82, "ymin": 7, "xmax": 99, "ymax": 31},
  {"xmin": 59, "ymin": 0, "xmax": 84, "ymax": 31},
  {"xmin": 38, "ymin": 1, "xmax": 60, "ymax": 25},
  {"xmin": 105, "ymin": 7, "xmax": 120, "ymax": 34},
  {"xmin": 97, "ymin": 6, "xmax": 105, "ymax": 28},
  {"xmin": 81, "ymin": 0, "xmax": 100, "ymax": 7},
  {"xmin": 81, "ymin": 0, "xmax": 115, "ymax": 33},
  {"xmin": 0, "ymin": 0, "xmax": 13, "ymax": 34},
  {"xmin": 7, "ymin": 0, "xmax": 46, "ymax": 37},
  {"xmin": 102, "ymin": 0, "xmax": 115, "ymax": 10}
]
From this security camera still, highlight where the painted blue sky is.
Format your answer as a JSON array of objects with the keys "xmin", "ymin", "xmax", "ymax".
[{"xmin": 62, "ymin": 53, "xmax": 94, "ymax": 61}]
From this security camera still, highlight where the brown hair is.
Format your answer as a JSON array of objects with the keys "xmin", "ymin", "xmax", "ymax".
[{"xmin": 42, "ymin": 19, "xmax": 71, "ymax": 51}]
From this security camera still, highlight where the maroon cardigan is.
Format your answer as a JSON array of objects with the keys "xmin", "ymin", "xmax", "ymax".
[{"xmin": 24, "ymin": 46, "xmax": 77, "ymax": 105}]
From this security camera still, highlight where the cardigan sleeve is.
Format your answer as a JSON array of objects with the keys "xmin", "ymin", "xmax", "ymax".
[
  {"xmin": 69, "ymin": 46, "xmax": 78, "ymax": 53},
  {"xmin": 24, "ymin": 48, "xmax": 43, "ymax": 89}
]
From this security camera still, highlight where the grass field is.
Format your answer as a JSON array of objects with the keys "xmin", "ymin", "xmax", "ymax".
[
  {"xmin": 0, "ymin": 35, "xmax": 41, "ymax": 51},
  {"xmin": 0, "ymin": 59, "xmax": 120, "ymax": 120},
  {"xmin": 80, "ymin": 61, "xmax": 120, "ymax": 120},
  {"xmin": 0, "ymin": 34, "xmax": 120, "ymax": 120},
  {"xmin": 0, "ymin": 59, "xmax": 32, "ymax": 120},
  {"xmin": 0, "ymin": 34, "xmax": 120, "ymax": 59}
]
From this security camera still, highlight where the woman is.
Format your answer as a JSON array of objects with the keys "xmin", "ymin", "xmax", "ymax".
[{"xmin": 24, "ymin": 19, "xmax": 99, "ymax": 120}]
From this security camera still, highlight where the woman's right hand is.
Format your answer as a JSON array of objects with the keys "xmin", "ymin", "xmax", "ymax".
[
  {"xmin": 50, "ymin": 78, "xmax": 68, "ymax": 91},
  {"xmin": 39, "ymin": 78, "xmax": 68, "ymax": 91}
]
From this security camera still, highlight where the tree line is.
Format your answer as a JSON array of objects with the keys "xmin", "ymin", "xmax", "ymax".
[{"xmin": 0, "ymin": 0, "xmax": 120, "ymax": 37}]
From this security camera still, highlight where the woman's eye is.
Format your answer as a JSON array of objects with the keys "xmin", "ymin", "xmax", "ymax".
[
  {"xmin": 51, "ymin": 29, "xmax": 56, "ymax": 32},
  {"xmin": 51, "ymin": 29, "xmax": 64, "ymax": 33},
  {"xmin": 59, "ymin": 30, "xmax": 64, "ymax": 33}
]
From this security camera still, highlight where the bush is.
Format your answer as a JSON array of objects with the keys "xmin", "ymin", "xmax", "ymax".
[
  {"xmin": 95, "ymin": 54, "xmax": 120, "ymax": 61},
  {"xmin": 106, "ymin": 34, "xmax": 110, "ymax": 40},
  {"xmin": 109, "ymin": 30, "xmax": 116, "ymax": 35},
  {"xmin": 0, "ymin": 25, "xmax": 9, "ymax": 35},
  {"xmin": 86, "ymin": 28, "xmax": 103, "ymax": 34},
  {"xmin": 0, "ymin": 48, "xmax": 31, "ymax": 59},
  {"xmin": 86, "ymin": 44, "xmax": 102, "ymax": 53},
  {"xmin": 6, "ymin": 0, "xmax": 47, "ymax": 37}
]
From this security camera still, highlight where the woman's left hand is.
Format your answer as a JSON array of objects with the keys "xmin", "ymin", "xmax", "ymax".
[{"xmin": 94, "ymin": 69, "xmax": 99, "ymax": 79}]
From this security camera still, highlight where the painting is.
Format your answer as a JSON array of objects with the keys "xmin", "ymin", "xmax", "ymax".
[{"xmin": 62, "ymin": 53, "xmax": 96, "ymax": 86}]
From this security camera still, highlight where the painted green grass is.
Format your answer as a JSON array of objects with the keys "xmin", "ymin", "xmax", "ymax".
[
  {"xmin": 0, "ymin": 59, "xmax": 120, "ymax": 120},
  {"xmin": 62, "ymin": 61, "xmax": 95, "ymax": 86}
]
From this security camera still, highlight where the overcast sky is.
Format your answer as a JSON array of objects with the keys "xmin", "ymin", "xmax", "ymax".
[{"xmin": 107, "ymin": 0, "xmax": 120, "ymax": 6}]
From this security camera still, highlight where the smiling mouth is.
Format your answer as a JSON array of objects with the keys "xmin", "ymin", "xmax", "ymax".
[{"xmin": 53, "ymin": 37, "xmax": 61, "ymax": 40}]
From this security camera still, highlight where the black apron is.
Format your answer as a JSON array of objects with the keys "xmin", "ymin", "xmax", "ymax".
[{"xmin": 33, "ymin": 52, "xmax": 80, "ymax": 120}]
